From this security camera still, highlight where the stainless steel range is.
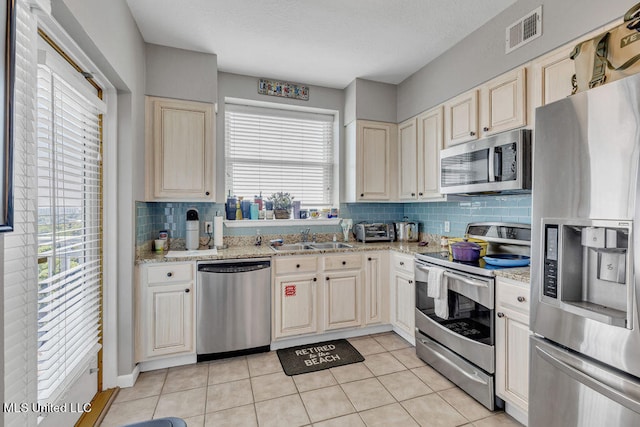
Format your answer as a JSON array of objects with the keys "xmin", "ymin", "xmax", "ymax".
[{"xmin": 414, "ymin": 222, "xmax": 531, "ymax": 410}]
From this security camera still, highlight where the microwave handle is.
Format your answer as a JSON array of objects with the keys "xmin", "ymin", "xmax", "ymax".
[{"xmin": 488, "ymin": 146, "xmax": 495, "ymax": 182}]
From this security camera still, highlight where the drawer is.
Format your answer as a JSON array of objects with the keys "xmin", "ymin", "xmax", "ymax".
[
  {"xmin": 496, "ymin": 278, "xmax": 530, "ymax": 315},
  {"xmin": 275, "ymin": 256, "xmax": 318, "ymax": 275},
  {"xmin": 392, "ymin": 253, "xmax": 414, "ymax": 275},
  {"xmin": 323, "ymin": 253, "xmax": 363, "ymax": 271},
  {"xmin": 147, "ymin": 263, "xmax": 193, "ymax": 284}
]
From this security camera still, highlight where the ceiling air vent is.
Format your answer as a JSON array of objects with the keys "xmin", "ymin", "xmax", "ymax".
[{"xmin": 505, "ymin": 6, "xmax": 542, "ymax": 54}]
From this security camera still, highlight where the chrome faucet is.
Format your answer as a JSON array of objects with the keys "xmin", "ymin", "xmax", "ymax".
[
  {"xmin": 312, "ymin": 232, "xmax": 317, "ymax": 243},
  {"xmin": 300, "ymin": 228, "xmax": 311, "ymax": 242}
]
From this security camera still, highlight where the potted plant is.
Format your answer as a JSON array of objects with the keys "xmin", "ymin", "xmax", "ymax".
[{"xmin": 268, "ymin": 192, "xmax": 293, "ymax": 219}]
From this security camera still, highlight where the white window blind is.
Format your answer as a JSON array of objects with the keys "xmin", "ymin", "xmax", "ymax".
[
  {"xmin": 36, "ymin": 46, "xmax": 103, "ymax": 404},
  {"xmin": 225, "ymin": 103, "xmax": 335, "ymax": 207},
  {"xmin": 4, "ymin": 1, "xmax": 38, "ymax": 426}
]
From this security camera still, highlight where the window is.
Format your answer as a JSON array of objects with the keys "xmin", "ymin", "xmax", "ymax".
[
  {"xmin": 36, "ymin": 42, "xmax": 104, "ymax": 404},
  {"xmin": 225, "ymin": 103, "xmax": 335, "ymax": 207}
]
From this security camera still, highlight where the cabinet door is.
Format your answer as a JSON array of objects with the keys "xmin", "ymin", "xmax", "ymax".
[
  {"xmin": 481, "ymin": 67, "xmax": 526, "ymax": 136},
  {"xmin": 323, "ymin": 270, "xmax": 362, "ymax": 331},
  {"xmin": 356, "ymin": 121, "xmax": 397, "ymax": 201},
  {"xmin": 444, "ymin": 89, "xmax": 478, "ymax": 147},
  {"xmin": 533, "ymin": 47, "xmax": 575, "ymax": 107},
  {"xmin": 146, "ymin": 97, "xmax": 215, "ymax": 201},
  {"xmin": 274, "ymin": 274, "xmax": 318, "ymax": 338},
  {"xmin": 416, "ymin": 107, "xmax": 444, "ymax": 199},
  {"xmin": 392, "ymin": 272, "xmax": 415, "ymax": 341},
  {"xmin": 496, "ymin": 277, "xmax": 531, "ymax": 412},
  {"xmin": 398, "ymin": 118, "xmax": 418, "ymax": 200},
  {"xmin": 145, "ymin": 282, "xmax": 194, "ymax": 358},
  {"xmin": 364, "ymin": 253, "xmax": 387, "ymax": 325}
]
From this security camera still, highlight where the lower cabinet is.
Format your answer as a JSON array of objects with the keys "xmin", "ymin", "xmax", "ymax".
[
  {"xmin": 272, "ymin": 252, "xmax": 388, "ymax": 341},
  {"xmin": 136, "ymin": 262, "xmax": 196, "ymax": 361},
  {"xmin": 495, "ymin": 276, "xmax": 531, "ymax": 416},
  {"xmin": 390, "ymin": 253, "xmax": 415, "ymax": 344}
]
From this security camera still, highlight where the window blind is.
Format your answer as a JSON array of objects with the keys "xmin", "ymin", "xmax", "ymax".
[
  {"xmin": 4, "ymin": 1, "xmax": 39, "ymax": 426},
  {"xmin": 36, "ymin": 48, "xmax": 103, "ymax": 404},
  {"xmin": 225, "ymin": 103, "xmax": 335, "ymax": 207}
]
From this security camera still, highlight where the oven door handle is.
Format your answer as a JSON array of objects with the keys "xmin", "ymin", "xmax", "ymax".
[
  {"xmin": 418, "ymin": 338, "xmax": 489, "ymax": 386},
  {"xmin": 443, "ymin": 271, "xmax": 489, "ymax": 288}
]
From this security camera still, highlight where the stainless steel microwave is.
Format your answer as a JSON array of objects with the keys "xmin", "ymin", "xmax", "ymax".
[{"xmin": 440, "ymin": 129, "xmax": 531, "ymax": 195}]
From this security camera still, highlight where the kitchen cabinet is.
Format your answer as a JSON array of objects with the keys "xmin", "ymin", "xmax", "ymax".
[
  {"xmin": 344, "ymin": 120, "xmax": 398, "ymax": 202},
  {"xmin": 480, "ymin": 67, "xmax": 526, "ymax": 137},
  {"xmin": 390, "ymin": 253, "xmax": 415, "ymax": 344},
  {"xmin": 398, "ymin": 107, "xmax": 444, "ymax": 201},
  {"xmin": 136, "ymin": 262, "xmax": 196, "ymax": 361},
  {"xmin": 532, "ymin": 47, "xmax": 575, "ymax": 107},
  {"xmin": 495, "ymin": 276, "xmax": 531, "ymax": 415},
  {"xmin": 363, "ymin": 252, "xmax": 388, "ymax": 325},
  {"xmin": 145, "ymin": 96, "xmax": 215, "ymax": 201},
  {"xmin": 323, "ymin": 270, "xmax": 362, "ymax": 331},
  {"xmin": 444, "ymin": 89, "xmax": 478, "ymax": 147},
  {"xmin": 274, "ymin": 272, "xmax": 319, "ymax": 338}
]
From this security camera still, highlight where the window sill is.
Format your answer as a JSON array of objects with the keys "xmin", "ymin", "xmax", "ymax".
[{"xmin": 224, "ymin": 218, "xmax": 341, "ymax": 228}]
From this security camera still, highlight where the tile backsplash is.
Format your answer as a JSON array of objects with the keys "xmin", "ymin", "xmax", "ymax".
[{"xmin": 135, "ymin": 195, "xmax": 531, "ymax": 246}]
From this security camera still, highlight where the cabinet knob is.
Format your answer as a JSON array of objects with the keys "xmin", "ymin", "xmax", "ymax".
[
  {"xmin": 326, "ymin": 277, "xmax": 330, "ymax": 281},
  {"xmin": 411, "ymin": 193, "xmax": 416, "ymax": 197},
  {"xmin": 185, "ymin": 288, "xmax": 190, "ymax": 293},
  {"xmin": 409, "ymin": 280, "xmax": 413, "ymax": 284},
  {"xmin": 360, "ymin": 193, "xmax": 364, "ymax": 197},
  {"xmin": 418, "ymin": 192, "xmax": 423, "ymax": 196},
  {"xmin": 296, "ymin": 264, "xmax": 300, "ymax": 268},
  {"xmin": 342, "ymin": 261, "xmax": 346, "ymax": 265},
  {"xmin": 400, "ymin": 261, "xmax": 404, "ymax": 266},
  {"xmin": 368, "ymin": 257, "xmax": 372, "ymax": 261},
  {"xmin": 517, "ymin": 296, "xmax": 526, "ymax": 302},
  {"xmin": 167, "ymin": 272, "xmax": 173, "ymax": 277},
  {"xmin": 497, "ymin": 312, "xmax": 505, "ymax": 318},
  {"xmin": 483, "ymin": 127, "xmax": 490, "ymax": 132},
  {"xmin": 470, "ymin": 131, "xmax": 476, "ymax": 136},
  {"xmin": 205, "ymin": 191, "xmax": 210, "ymax": 196},
  {"xmin": 313, "ymin": 277, "xmax": 317, "ymax": 282}
]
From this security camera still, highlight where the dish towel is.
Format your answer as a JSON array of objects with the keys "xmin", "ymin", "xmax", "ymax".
[{"xmin": 427, "ymin": 266, "xmax": 449, "ymax": 319}]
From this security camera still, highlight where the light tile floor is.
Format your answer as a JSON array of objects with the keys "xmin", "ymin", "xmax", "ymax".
[{"xmin": 101, "ymin": 332, "xmax": 523, "ymax": 427}]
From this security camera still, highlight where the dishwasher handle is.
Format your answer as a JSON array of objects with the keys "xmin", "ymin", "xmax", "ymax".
[{"xmin": 198, "ymin": 260, "xmax": 271, "ymax": 274}]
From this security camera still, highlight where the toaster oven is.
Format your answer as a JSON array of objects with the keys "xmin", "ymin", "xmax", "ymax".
[{"xmin": 353, "ymin": 223, "xmax": 395, "ymax": 242}]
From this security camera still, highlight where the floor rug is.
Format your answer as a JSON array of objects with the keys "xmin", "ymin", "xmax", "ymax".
[{"xmin": 276, "ymin": 339, "xmax": 365, "ymax": 376}]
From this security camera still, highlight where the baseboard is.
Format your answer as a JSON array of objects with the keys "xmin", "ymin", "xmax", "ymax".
[
  {"xmin": 504, "ymin": 401, "xmax": 528, "ymax": 426},
  {"xmin": 270, "ymin": 324, "xmax": 394, "ymax": 350},
  {"xmin": 116, "ymin": 365, "xmax": 140, "ymax": 388},
  {"xmin": 392, "ymin": 326, "xmax": 416, "ymax": 346},
  {"xmin": 138, "ymin": 354, "xmax": 197, "ymax": 372}
]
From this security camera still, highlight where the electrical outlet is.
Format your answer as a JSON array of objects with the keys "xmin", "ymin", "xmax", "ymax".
[
  {"xmin": 444, "ymin": 221, "xmax": 450, "ymax": 233},
  {"xmin": 204, "ymin": 221, "xmax": 213, "ymax": 233}
]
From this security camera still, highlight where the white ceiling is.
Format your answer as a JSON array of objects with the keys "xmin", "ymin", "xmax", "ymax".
[{"xmin": 126, "ymin": 0, "xmax": 518, "ymax": 89}]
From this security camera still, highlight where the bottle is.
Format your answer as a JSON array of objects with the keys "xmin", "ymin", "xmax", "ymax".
[{"xmin": 236, "ymin": 199, "xmax": 243, "ymax": 220}]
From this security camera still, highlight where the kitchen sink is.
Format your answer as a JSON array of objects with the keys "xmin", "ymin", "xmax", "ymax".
[
  {"xmin": 270, "ymin": 242, "xmax": 353, "ymax": 251},
  {"xmin": 309, "ymin": 242, "xmax": 353, "ymax": 250}
]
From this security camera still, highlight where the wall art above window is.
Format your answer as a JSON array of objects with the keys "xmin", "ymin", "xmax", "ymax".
[{"xmin": 258, "ymin": 78, "xmax": 309, "ymax": 100}]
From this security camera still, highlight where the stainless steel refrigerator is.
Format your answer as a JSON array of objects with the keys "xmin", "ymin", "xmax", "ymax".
[{"xmin": 530, "ymin": 73, "xmax": 640, "ymax": 426}]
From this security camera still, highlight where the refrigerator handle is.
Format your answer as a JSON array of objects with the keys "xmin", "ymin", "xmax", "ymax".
[
  {"xmin": 536, "ymin": 344, "xmax": 640, "ymax": 414},
  {"xmin": 488, "ymin": 146, "xmax": 496, "ymax": 182}
]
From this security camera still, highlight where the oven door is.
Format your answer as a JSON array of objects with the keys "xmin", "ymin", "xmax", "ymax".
[{"xmin": 415, "ymin": 261, "xmax": 495, "ymax": 373}]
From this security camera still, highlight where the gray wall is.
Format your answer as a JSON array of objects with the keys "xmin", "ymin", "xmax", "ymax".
[
  {"xmin": 344, "ymin": 78, "xmax": 397, "ymax": 124},
  {"xmin": 217, "ymin": 72, "xmax": 345, "ymax": 203},
  {"xmin": 52, "ymin": 0, "xmax": 146, "ymax": 376},
  {"xmin": 146, "ymin": 43, "xmax": 218, "ymax": 103},
  {"xmin": 397, "ymin": 0, "xmax": 638, "ymax": 121}
]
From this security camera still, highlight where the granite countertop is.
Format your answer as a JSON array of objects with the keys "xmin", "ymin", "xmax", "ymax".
[{"xmin": 136, "ymin": 241, "xmax": 530, "ymax": 283}]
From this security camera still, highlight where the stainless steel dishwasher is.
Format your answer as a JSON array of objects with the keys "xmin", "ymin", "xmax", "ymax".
[{"xmin": 196, "ymin": 258, "xmax": 271, "ymax": 361}]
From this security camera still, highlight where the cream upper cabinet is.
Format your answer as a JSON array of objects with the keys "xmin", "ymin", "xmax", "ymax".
[
  {"xmin": 416, "ymin": 107, "xmax": 444, "ymax": 199},
  {"xmin": 323, "ymin": 270, "xmax": 362, "ymax": 331},
  {"xmin": 345, "ymin": 120, "xmax": 398, "ymax": 202},
  {"xmin": 145, "ymin": 96, "xmax": 215, "ymax": 201},
  {"xmin": 532, "ymin": 47, "xmax": 575, "ymax": 108},
  {"xmin": 480, "ymin": 67, "xmax": 527, "ymax": 137},
  {"xmin": 136, "ymin": 262, "xmax": 196, "ymax": 361},
  {"xmin": 398, "ymin": 118, "xmax": 419, "ymax": 200},
  {"xmin": 444, "ymin": 89, "xmax": 478, "ymax": 147},
  {"xmin": 495, "ymin": 276, "xmax": 531, "ymax": 414},
  {"xmin": 363, "ymin": 252, "xmax": 388, "ymax": 325}
]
